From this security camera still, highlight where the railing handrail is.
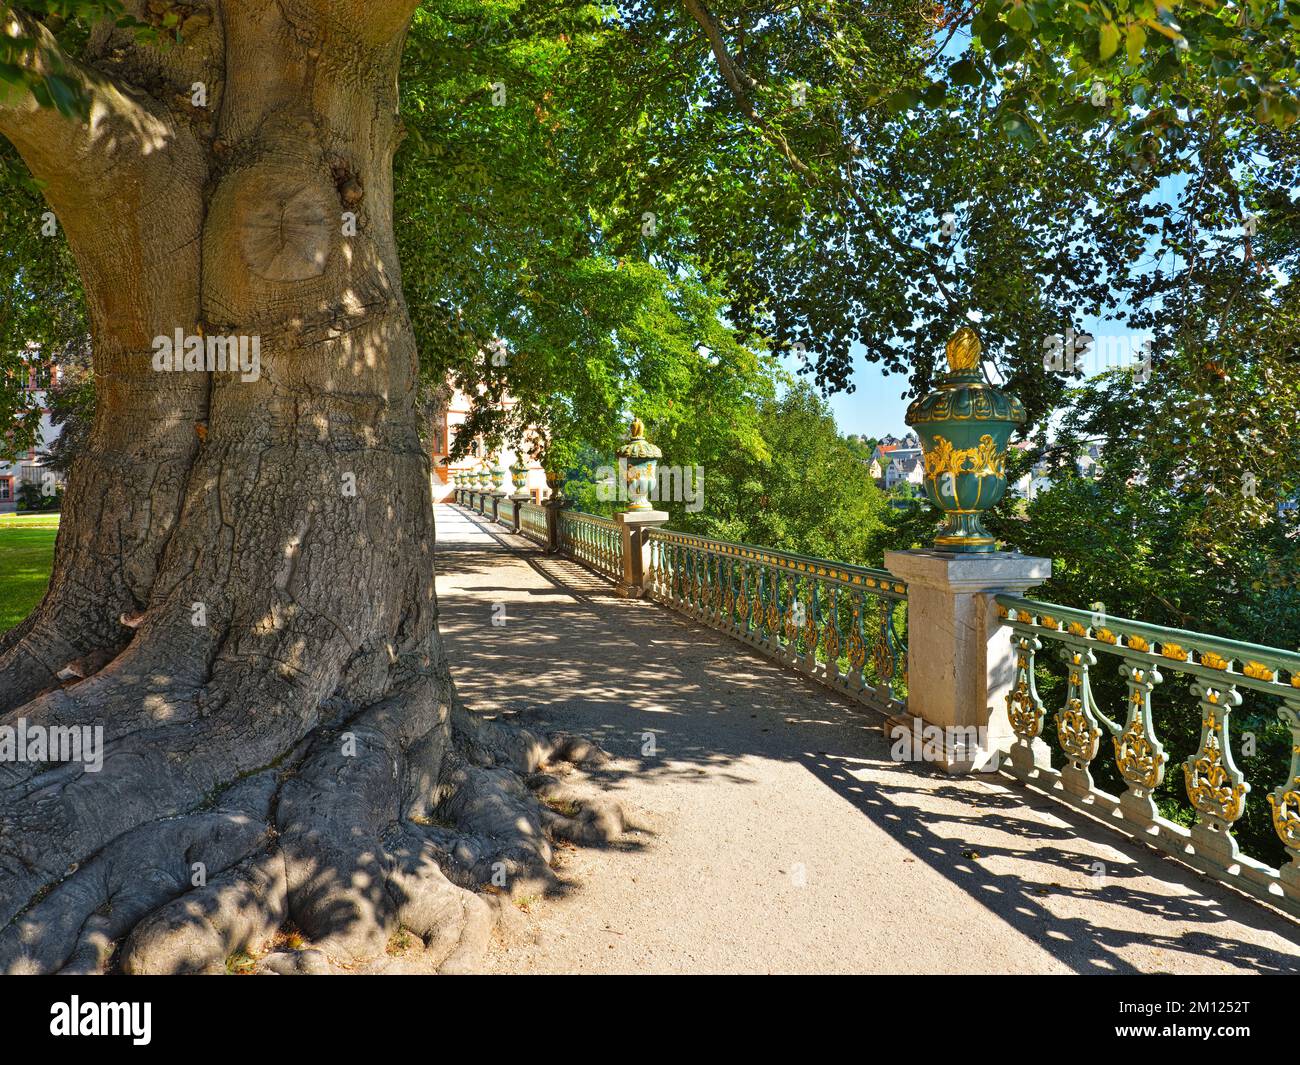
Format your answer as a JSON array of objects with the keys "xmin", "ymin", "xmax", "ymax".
[
  {"xmin": 559, "ymin": 509, "xmax": 620, "ymax": 530},
  {"xmin": 996, "ymin": 592, "xmax": 1300, "ymax": 690},
  {"xmin": 647, "ymin": 527, "xmax": 906, "ymax": 597},
  {"xmin": 996, "ymin": 588, "xmax": 1300, "ymax": 918}
]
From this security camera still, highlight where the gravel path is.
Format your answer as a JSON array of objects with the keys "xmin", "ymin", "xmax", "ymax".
[{"xmin": 435, "ymin": 505, "xmax": 1300, "ymax": 974}]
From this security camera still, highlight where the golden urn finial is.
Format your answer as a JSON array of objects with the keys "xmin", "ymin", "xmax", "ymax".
[
  {"xmin": 946, "ymin": 326, "xmax": 982, "ymax": 373},
  {"xmin": 630, "ymin": 417, "xmax": 645, "ymax": 439}
]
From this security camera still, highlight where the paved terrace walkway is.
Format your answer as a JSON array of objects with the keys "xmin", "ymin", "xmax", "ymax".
[{"xmin": 435, "ymin": 505, "xmax": 1300, "ymax": 974}]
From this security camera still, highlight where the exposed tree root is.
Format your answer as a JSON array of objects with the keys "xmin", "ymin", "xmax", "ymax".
[
  {"xmin": 0, "ymin": 681, "xmax": 628, "ymax": 974},
  {"xmin": 0, "ymin": 772, "xmax": 277, "ymax": 975}
]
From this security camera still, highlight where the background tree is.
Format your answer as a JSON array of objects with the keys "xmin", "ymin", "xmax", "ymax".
[
  {"xmin": 40, "ymin": 337, "xmax": 92, "ymax": 475},
  {"xmin": 671, "ymin": 383, "xmax": 894, "ymax": 563}
]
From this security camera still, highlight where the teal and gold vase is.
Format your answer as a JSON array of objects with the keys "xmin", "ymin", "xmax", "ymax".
[
  {"xmin": 905, "ymin": 327, "xmax": 1025, "ymax": 553},
  {"xmin": 617, "ymin": 418, "xmax": 662, "ymax": 511},
  {"xmin": 544, "ymin": 467, "xmax": 566, "ymax": 504},
  {"xmin": 510, "ymin": 459, "xmax": 530, "ymax": 499}
]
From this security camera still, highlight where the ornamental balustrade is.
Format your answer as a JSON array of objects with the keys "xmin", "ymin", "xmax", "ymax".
[
  {"xmin": 998, "ymin": 594, "xmax": 1300, "ymax": 917},
  {"xmin": 519, "ymin": 502, "xmax": 548, "ymax": 546},
  {"xmin": 557, "ymin": 510, "xmax": 624, "ymax": 582},
  {"xmin": 442, "ymin": 392, "xmax": 1300, "ymax": 926},
  {"xmin": 644, "ymin": 529, "xmax": 907, "ymax": 716}
]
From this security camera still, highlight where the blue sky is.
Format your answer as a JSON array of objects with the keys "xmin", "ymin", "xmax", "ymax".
[
  {"xmin": 804, "ymin": 355, "xmax": 914, "ymax": 438},
  {"xmin": 782, "ymin": 311, "xmax": 1156, "ymax": 441}
]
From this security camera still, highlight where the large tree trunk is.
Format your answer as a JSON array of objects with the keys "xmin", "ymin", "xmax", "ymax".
[{"xmin": 0, "ymin": 2, "xmax": 619, "ymax": 974}]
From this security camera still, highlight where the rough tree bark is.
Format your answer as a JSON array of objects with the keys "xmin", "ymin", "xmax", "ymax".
[{"xmin": 0, "ymin": 1, "xmax": 622, "ymax": 974}]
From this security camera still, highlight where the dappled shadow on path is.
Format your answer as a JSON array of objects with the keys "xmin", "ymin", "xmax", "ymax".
[
  {"xmin": 801, "ymin": 756, "xmax": 1299, "ymax": 974},
  {"xmin": 435, "ymin": 505, "xmax": 1300, "ymax": 975}
]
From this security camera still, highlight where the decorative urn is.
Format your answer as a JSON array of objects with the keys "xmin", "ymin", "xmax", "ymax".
[
  {"xmin": 544, "ymin": 467, "xmax": 566, "ymax": 504},
  {"xmin": 510, "ymin": 459, "xmax": 530, "ymax": 499},
  {"xmin": 492, "ymin": 456, "xmax": 508, "ymax": 495},
  {"xmin": 905, "ymin": 326, "xmax": 1025, "ymax": 553},
  {"xmin": 617, "ymin": 418, "xmax": 662, "ymax": 512}
]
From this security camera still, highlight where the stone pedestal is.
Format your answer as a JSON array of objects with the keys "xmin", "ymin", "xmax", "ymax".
[
  {"xmin": 543, "ymin": 499, "xmax": 567, "ymax": 552},
  {"xmin": 615, "ymin": 510, "xmax": 668, "ymax": 598},
  {"xmin": 884, "ymin": 549, "xmax": 1051, "ymax": 774}
]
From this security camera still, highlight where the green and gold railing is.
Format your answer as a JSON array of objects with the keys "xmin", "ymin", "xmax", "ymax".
[
  {"xmin": 557, "ymin": 510, "xmax": 623, "ymax": 582},
  {"xmin": 997, "ymin": 594, "xmax": 1300, "ymax": 917},
  {"xmin": 645, "ymin": 529, "xmax": 907, "ymax": 715},
  {"xmin": 519, "ymin": 502, "xmax": 548, "ymax": 547}
]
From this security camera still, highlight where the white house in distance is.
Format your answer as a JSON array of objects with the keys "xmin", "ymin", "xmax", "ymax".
[
  {"xmin": 0, "ymin": 354, "xmax": 66, "ymax": 512},
  {"xmin": 1008, "ymin": 441, "xmax": 1104, "ymax": 501},
  {"xmin": 868, "ymin": 433, "xmax": 923, "ymax": 490}
]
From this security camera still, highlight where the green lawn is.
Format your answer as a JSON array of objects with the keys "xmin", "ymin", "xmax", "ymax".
[{"xmin": 0, "ymin": 514, "xmax": 59, "ymax": 633}]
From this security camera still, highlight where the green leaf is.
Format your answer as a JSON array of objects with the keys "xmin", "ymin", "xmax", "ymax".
[
  {"xmin": 1006, "ymin": 4, "xmax": 1033, "ymax": 34},
  {"xmin": 43, "ymin": 75, "xmax": 80, "ymax": 118},
  {"xmin": 921, "ymin": 80, "xmax": 947, "ymax": 107},
  {"xmin": 1126, "ymin": 24, "xmax": 1147, "ymax": 65},
  {"xmin": 1100, "ymin": 22, "xmax": 1120, "ymax": 61},
  {"xmin": 948, "ymin": 58, "xmax": 981, "ymax": 87},
  {"xmin": 885, "ymin": 87, "xmax": 921, "ymax": 112}
]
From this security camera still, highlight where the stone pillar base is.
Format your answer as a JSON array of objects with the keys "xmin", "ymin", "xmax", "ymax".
[
  {"xmin": 615, "ymin": 509, "xmax": 668, "ymax": 597},
  {"xmin": 1282, "ymin": 859, "xmax": 1300, "ymax": 893},
  {"xmin": 884, "ymin": 549, "xmax": 1051, "ymax": 776},
  {"xmin": 1119, "ymin": 787, "xmax": 1160, "ymax": 828},
  {"xmin": 543, "ymin": 500, "xmax": 566, "ymax": 552}
]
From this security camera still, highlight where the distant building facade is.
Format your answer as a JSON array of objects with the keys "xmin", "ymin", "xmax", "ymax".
[
  {"xmin": 428, "ymin": 383, "xmax": 547, "ymax": 503},
  {"xmin": 1009, "ymin": 442, "xmax": 1103, "ymax": 501},
  {"xmin": 1, "ymin": 354, "xmax": 66, "ymax": 512}
]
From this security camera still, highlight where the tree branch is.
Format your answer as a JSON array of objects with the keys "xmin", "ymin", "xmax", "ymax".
[
  {"xmin": 679, "ymin": 0, "xmax": 957, "ymax": 311},
  {"xmin": 0, "ymin": 9, "xmax": 176, "ymax": 192},
  {"xmin": 681, "ymin": 0, "xmax": 808, "ymax": 174}
]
